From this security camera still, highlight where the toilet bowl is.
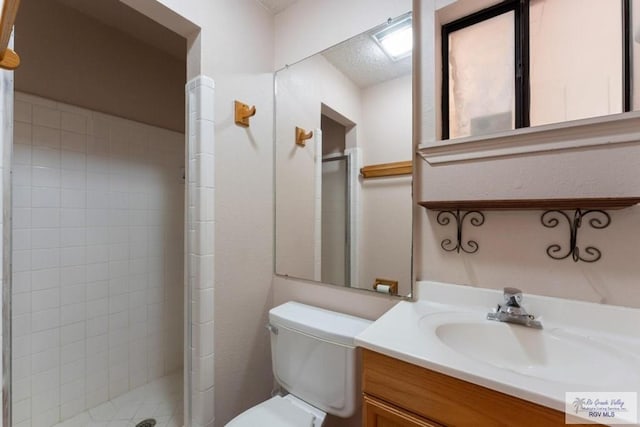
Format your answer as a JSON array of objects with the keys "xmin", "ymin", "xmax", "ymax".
[
  {"xmin": 225, "ymin": 302, "xmax": 372, "ymax": 426},
  {"xmin": 226, "ymin": 395, "xmax": 326, "ymax": 427}
]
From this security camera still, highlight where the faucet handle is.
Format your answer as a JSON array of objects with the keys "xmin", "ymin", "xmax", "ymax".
[{"xmin": 503, "ymin": 287, "xmax": 523, "ymax": 306}]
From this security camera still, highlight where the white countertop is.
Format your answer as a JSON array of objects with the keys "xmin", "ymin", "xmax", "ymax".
[{"xmin": 355, "ymin": 281, "xmax": 640, "ymax": 419}]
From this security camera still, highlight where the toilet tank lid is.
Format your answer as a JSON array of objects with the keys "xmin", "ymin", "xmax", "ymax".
[{"xmin": 269, "ymin": 302, "xmax": 373, "ymax": 347}]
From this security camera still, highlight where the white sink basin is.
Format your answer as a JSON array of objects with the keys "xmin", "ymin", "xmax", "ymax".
[
  {"xmin": 355, "ymin": 281, "xmax": 640, "ymax": 414},
  {"xmin": 421, "ymin": 312, "xmax": 640, "ymax": 387}
]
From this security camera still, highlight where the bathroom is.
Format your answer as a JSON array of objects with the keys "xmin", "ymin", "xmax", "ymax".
[{"xmin": 0, "ymin": 0, "xmax": 638, "ymax": 427}]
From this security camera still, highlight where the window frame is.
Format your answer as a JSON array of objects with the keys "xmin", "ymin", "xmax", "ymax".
[{"xmin": 441, "ymin": 0, "xmax": 632, "ymax": 141}]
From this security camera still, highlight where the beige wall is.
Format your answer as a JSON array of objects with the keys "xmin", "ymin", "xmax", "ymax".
[
  {"xmin": 416, "ymin": 0, "xmax": 640, "ymax": 309},
  {"xmin": 15, "ymin": 0, "xmax": 186, "ymax": 133},
  {"xmin": 359, "ymin": 75, "xmax": 413, "ymax": 295},
  {"xmin": 275, "ymin": 54, "xmax": 362, "ymax": 281}
]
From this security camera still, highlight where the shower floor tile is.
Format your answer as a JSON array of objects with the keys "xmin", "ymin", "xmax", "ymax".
[{"xmin": 52, "ymin": 371, "xmax": 183, "ymax": 427}]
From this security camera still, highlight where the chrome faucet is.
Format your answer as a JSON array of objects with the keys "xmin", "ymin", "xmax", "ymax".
[{"xmin": 487, "ymin": 287, "xmax": 542, "ymax": 329}]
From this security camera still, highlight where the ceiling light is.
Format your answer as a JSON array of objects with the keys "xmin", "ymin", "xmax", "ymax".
[{"xmin": 373, "ymin": 14, "xmax": 413, "ymax": 61}]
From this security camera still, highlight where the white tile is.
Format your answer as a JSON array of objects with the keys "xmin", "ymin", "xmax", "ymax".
[
  {"xmin": 33, "ymin": 105, "xmax": 61, "ymax": 128},
  {"xmin": 31, "ymin": 247, "xmax": 60, "ymax": 270},
  {"xmin": 14, "ymin": 167, "xmax": 32, "ymax": 187},
  {"xmin": 61, "ymin": 169, "xmax": 87, "ymax": 189},
  {"xmin": 61, "ymin": 358, "xmax": 85, "ymax": 385},
  {"xmin": 62, "ymin": 189, "xmax": 86, "ymax": 208},
  {"xmin": 61, "ymin": 340, "xmax": 85, "ymax": 365},
  {"xmin": 61, "ymin": 321, "xmax": 85, "ymax": 344},
  {"xmin": 14, "ymin": 186, "xmax": 32, "ymax": 213},
  {"xmin": 32, "ymin": 228, "xmax": 60, "ymax": 249},
  {"xmin": 86, "ymin": 281, "xmax": 109, "ymax": 302},
  {"xmin": 14, "ymin": 144, "xmax": 32, "ymax": 166},
  {"xmin": 13, "ymin": 335, "xmax": 32, "ymax": 359},
  {"xmin": 31, "ymin": 307, "xmax": 60, "ymax": 334},
  {"xmin": 31, "ymin": 327, "xmax": 59, "ymax": 353},
  {"xmin": 61, "ymin": 246, "xmax": 86, "ymax": 266},
  {"xmin": 86, "ymin": 315, "xmax": 108, "ymax": 337},
  {"xmin": 86, "ymin": 387, "xmax": 109, "ymax": 412},
  {"xmin": 61, "ymin": 302, "xmax": 85, "ymax": 325},
  {"xmin": 13, "ymin": 313, "xmax": 31, "ymax": 337},
  {"xmin": 60, "ymin": 265, "xmax": 85, "ymax": 286},
  {"xmin": 31, "ymin": 166, "xmax": 60, "ymax": 188},
  {"xmin": 32, "ymin": 187, "xmax": 60, "ymax": 207},
  {"xmin": 61, "ymin": 208, "xmax": 86, "ymax": 228},
  {"xmin": 61, "ymin": 130, "xmax": 87, "ymax": 153},
  {"xmin": 57, "ymin": 409, "xmax": 90, "ymax": 427},
  {"xmin": 61, "ymin": 378, "xmax": 85, "ymax": 405},
  {"xmin": 89, "ymin": 401, "xmax": 117, "ymax": 422},
  {"xmin": 12, "ymin": 397, "xmax": 31, "ymax": 424},
  {"xmin": 87, "ymin": 245, "xmax": 109, "ymax": 264},
  {"xmin": 198, "ymin": 353, "xmax": 214, "ymax": 393},
  {"xmin": 31, "ymin": 347, "xmax": 60, "ymax": 374},
  {"xmin": 13, "ymin": 249, "xmax": 32, "ymax": 272},
  {"xmin": 86, "ymin": 354, "xmax": 108, "ymax": 381},
  {"xmin": 31, "ymin": 367, "xmax": 60, "ymax": 395},
  {"xmin": 32, "ymin": 207, "xmax": 60, "ymax": 228},
  {"xmin": 15, "ymin": 121, "xmax": 33, "ymax": 146},
  {"xmin": 32, "ymin": 147, "xmax": 61, "ymax": 168},
  {"xmin": 32, "ymin": 288, "xmax": 60, "ymax": 311},
  {"xmin": 61, "ymin": 227, "xmax": 86, "ymax": 247},
  {"xmin": 109, "ymin": 294, "xmax": 128, "ymax": 315},
  {"xmin": 33, "ymin": 125, "xmax": 61, "ymax": 149},
  {"xmin": 13, "ymin": 271, "xmax": 32, "ymax": 293},
  {"xmin": 61, "ymin": 112, "xmax": 87, "ymax": 134},
  {"xmin": 86, "ymin": 263, "xmax": 109, "ymax": 282},
  {"xmin": 108, "ymin": 376, "xmax": 129, "ymax": 400},
  {"xmin": 60, "ymin": 284, "xmax": 86, "ymax": 306},
  {"xmin": 14, "ymin": 207, "xmax": 33, "ymax": 228},
  {"xmin": 13, "ymin": 356, "xmax": 32, "ymax": 380},
  {"xmin": 86, "ymin": 298, "xmax": 109, "ymax": 319},
  {"xmin": 15, "ymin": 100, "xmax": 32, "ymax": 123},
  {"xmin": 32, "ymin": 407, "xmax": 60, "ymax": 427}
]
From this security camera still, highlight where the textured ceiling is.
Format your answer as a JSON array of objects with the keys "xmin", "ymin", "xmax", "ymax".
[
  {"xmin": 322, "ymin": 32, "xmax": 412, "ymax": 89},
  {"xmin": 257, "ymin": 0, "xmax": 301, "ymax": 14},
  {"xmin": 53, "ymin": 0, "xmax": 186, "ymax": 59}
]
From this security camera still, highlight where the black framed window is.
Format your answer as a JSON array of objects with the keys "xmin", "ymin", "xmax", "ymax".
[{"xmin": 442, "ymin": 0, "xmax": 632, "ymax": 140}]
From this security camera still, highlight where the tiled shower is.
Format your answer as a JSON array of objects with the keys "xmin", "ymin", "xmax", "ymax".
[{"xmin": 11, "ymin": 92, "xmax": 185, "ymax": 427}]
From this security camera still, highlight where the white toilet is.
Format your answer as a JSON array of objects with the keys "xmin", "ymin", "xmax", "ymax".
[{"xmin": 226, "ymin": 301, "xmax": 372, "ymax": 427}]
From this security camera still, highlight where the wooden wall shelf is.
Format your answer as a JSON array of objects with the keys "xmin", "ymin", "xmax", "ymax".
[
  {"xmin": 419, "ymin": 197, "xmax": 640, "ymax": 211},
  {"xmin": 361, "ymin": 161, "xmax": 412, "ymax": 179}
]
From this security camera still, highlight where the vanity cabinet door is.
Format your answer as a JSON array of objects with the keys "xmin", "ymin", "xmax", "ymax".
[{"xmin": 364, "ymin": 395, "xmax": 442, "ymax": 427}]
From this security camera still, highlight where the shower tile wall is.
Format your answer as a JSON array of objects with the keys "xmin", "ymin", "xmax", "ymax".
[{"xmin": 11, "ymin": 92, "xmax": 184, "ymax": 427}]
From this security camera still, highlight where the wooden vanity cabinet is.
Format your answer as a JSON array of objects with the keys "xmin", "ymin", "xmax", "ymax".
[{"xmin": 362, "ymin": 349, "xmax": 576, "ymax": 427}]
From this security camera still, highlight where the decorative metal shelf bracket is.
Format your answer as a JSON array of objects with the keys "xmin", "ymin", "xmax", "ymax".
[
  {"xmin": 540, "ymin": 209, "xmax": 611, "ymax": 263},
  {"xmin": 436, "ymin": 210, "xmax": 485, "ymax": 254}
]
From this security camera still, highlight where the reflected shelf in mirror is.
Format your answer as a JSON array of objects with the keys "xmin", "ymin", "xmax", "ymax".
[{"xmin": 274, "ymin": 11, "xmax": 414, "ymax": 298}]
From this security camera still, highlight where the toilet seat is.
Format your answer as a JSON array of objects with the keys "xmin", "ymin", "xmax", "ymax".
[{"xmin": 226, "ymin": 395, "xmax": 327, "ymax": 427}]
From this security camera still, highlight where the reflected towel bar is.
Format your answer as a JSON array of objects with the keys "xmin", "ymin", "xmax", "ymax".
[{"xmin": 360, "ymin": 161, "xmax": 412, "ymax": 179}]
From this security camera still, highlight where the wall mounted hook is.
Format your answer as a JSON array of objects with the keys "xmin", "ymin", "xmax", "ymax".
[
  {"xmin": 295, "ymin": 127, "xmax": 313, "ymax": 146},
  {"xmin": 234, "ymin": 100, "xmax": 256, "ymax": 127}
]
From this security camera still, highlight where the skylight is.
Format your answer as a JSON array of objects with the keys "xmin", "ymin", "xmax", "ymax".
[{"xmin": 373, "ymin": 15, "xmax": 413, "ymax": 61}]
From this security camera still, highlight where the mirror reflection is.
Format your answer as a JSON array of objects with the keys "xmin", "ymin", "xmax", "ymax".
[{"xmin": 275, "ymin": 13, "xmax": 413, "ymax": 297}]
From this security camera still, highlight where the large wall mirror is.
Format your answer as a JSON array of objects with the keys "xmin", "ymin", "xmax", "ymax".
[{"xmin": 274, "ymin": 12, "xmax": 413, "ymax": 297}]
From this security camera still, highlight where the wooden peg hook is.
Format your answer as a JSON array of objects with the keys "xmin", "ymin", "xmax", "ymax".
[
  {"xmin": 295, "ymin": 127, "xmax": 313, "ymax": 147},
  {"xmin": 234, "ymin": 100, "xmax": 256, "ymax": 127}
]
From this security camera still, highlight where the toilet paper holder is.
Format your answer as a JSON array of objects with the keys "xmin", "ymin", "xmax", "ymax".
[{"xmin": 373, "ymin": 278, "xmax": 398, "ymax": 295}]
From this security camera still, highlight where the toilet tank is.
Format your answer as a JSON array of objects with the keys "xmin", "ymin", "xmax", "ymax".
[{"xmin": 268, "ymin": 302, "xmax": 372, "ymax": 418}]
